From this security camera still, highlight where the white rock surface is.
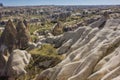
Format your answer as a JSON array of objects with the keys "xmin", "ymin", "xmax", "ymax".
[
  {"xmin": 36, "ymin": 19, "xmax": 120, "ymax": 80},
  {"xmin": 0, "ymin": 49, "xmax": 31, "ymax": 78}
]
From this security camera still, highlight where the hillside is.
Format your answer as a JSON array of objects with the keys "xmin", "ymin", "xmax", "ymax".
[
  {"xmin": 0, "ymin": 5, "xmax": 120, "ymax": 80},
  {"xmin": 36, "ymin": 18, "xmax": 120, "ymax": 80}
]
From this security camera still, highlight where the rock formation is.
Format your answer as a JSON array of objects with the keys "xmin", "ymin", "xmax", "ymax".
[
  {"xmin": 0, "ymin": 19, "xmax": 17, "ymax": 53},
  {"xmin": 0, "ymin": 49, "xmax": 31, "ymax": 79},
  {"xmin": 0, "ymin": 19, "xmax": 31, "ymax": 79},
  {"xmin": 23, "ymin": 19, "xmax": 29, "ymax": 30},
  {"xmin": 36, "ymin": 18, "xmax": 120, "ymax": 80},
  {"xmin": 7, "ymin": 49, "xmax": 31, "ymax": 78},
  {"xmin": 16, "ymin": 20, "xmax": 31, "ymax": 49},
  {"xmin": 52, "ymin": 22, "xmax": 63, "ymax": 36},
  {"xmin": 0, "ymin": 19, "xmax": 31, "ymax": 52}
]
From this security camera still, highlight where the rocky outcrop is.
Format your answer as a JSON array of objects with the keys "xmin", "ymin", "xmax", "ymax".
[
  {"xmin": 43, "ymin": 16, "xmax": 109, "ymax": 54},
  {"xmin": 0, "ymin": 45, "xmax": 9, "ymax": 77},
  {"xmin": 89, "ymin": 16, "xmax": 106, "ymax": 28},
  {"xmin": 0, "ymin": 19, "xmax": 31, "ymax": 79},
  {"xmin": 0, "ymin": 19, "xmax": 31, "ymax": 52},
  {"xmin": 7, "ymin": 49, "xmax": 31, "ymax": 78},
  {"xmin": 23, "ymin": 19, "xmax": 29, "ymax": 30},
  {"xmin": 0, "ymin": 19, "xmax": 17, "ymax": 53},
  {"xmin": 52, "ymin": 22, "xmax": 63, "ymax": 36},
  {"xmin": 0, "ymin": 49, "xmax": 31, "ymax": 79},
  {"xmin": 36, "ymin": 19, "xmax": 120, "ymax": 80},
  {"xmin": 16, "ymin": 20, "xmax": 31, "ymax": 49}
]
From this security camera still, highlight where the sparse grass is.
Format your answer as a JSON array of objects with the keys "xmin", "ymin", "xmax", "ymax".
[
  {"xmin": 30, "ymin": 22, "xmax": 54, "ymax": 41},
  {"xmin": 0, "ymin": 30, "xmax": 3, "ymax": 36},
  {"xmin": 30, "ymin": 44, "xmax": 56, "ymax": 55},
  {"xmin": 31, "ymin": 35, "xmax": 38, "ymax": 42},
  {"xmin": 29, "ymin": 22, "xmax": 54, "ymax": 34},
  {"xmin": 29, "ymin": 44, "xmax": 62, "ymax": 59},
  {"xmin": 63, "ymin": 16, "xmax": 83, "ymax": 27},
  {"xmin": 17, "ymin": 44, "xmax": 63, "ymax": 80},
  {"xmin": 29, "ymin": 24, "xmax": 40, "ymax": 35}
]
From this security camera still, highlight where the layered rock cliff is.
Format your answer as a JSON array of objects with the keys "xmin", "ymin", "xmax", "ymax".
[{"xmin": 36, "ymin": 18, "xmax": 120, "ymax": 80}]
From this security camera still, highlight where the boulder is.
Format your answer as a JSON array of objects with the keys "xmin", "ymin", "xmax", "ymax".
[
  {"xmin": 0, "ymin": 49, "xmax": 31, "ymax": 79},
  {"xmin": 7, "ymin": 49, "xmax": 31, "ymax": 78},
  {"xmin": 52, "ymin": 22, "xmax": 63, "ymax": 36}
]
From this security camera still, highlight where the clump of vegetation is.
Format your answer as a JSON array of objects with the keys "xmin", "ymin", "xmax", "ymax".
[
  {"xmin": 0, "ymin": 30, "xmax": 3, "ymax": 36},
  {"xmin": 29, "ymin": 24, "xmax": 41, "ymax": 35},
  {"xmin": 17, "ymin": 44, "xmax": 63, "ymax": 80},
  {"xmin": 29, "ymin": 21, "xmax": 54, "ymax": 34},
  {"xmin": 31, "ymin": 35, "xmax": 38, "ymax": 42},
  {"xmin": 29, "ymin": 22, "xmax": 54, "ymax": 42},
  {"xmin": 29, "ymin": 44, "xmax": 57, "ymax": 56}
]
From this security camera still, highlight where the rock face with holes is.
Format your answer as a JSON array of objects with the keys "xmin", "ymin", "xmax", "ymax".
[{"xmin": 36, "ymin": 18, "xmax": 120, "ymax": 80}]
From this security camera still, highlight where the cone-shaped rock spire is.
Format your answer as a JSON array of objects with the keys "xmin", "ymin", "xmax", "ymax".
[
  {"xmin": 0, "ymin": 19, "xmax": 17, "ymax": 53},
  {"xmin": 23, "ymin": 19, "xmax": 29, "ymax": 30},
  {"xmin": 16, "ymin": 20, "xmax": 30, "ymax": 49}
]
